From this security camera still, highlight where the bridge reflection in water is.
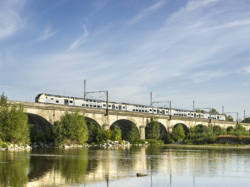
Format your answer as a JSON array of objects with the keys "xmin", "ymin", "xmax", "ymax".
[{"xmin": 1, "ymin": 146, "xmax": 250, "ymax": 187}]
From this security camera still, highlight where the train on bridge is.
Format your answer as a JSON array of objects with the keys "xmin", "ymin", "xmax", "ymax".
[{"xmin": 35, "ymin": 93, "xmax": 226, "ymax": 121}]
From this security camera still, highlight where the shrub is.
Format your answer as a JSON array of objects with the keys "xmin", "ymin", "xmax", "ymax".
[
  {"xmin": 227, "ymin": 126, "xmax": 235, "ymax": 135},
  {"xmin": 52, "ymin": 110, "xmax": 88, "ymax": 146},
  {"xmin": 111, "ymin": 127, "xmax": 122, "ymax": 141},
  {"xmin": 172, "ymin": 124, "xmax": 185, "ymax": 141},
  {"xmin": 161, "ymin": 133, "xmax": 174, "ymax": 144},
  {"xmin": 127, "ymin": 124, "xmax": 139, "ymax": 142},
  {"xmin": 102, "ymin": 129, "xmax": 112, "ymax": 141},
  {"xmin": 146, "ymin": 117, "xmax": 160, "ymax": 139}
]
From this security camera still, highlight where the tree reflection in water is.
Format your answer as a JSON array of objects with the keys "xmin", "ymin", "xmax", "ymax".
[
  {"xmin": 0, "ymin": 151, "xmax": 30, "ymax": 187},
  {"xmin": 1, "ymin": 146, "xmax": 250, "ymax": 187}
]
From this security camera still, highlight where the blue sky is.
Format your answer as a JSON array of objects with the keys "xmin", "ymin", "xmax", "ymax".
[{"xmin": 0, "ymin": 0, "xmax": 250, "ymax": 120}]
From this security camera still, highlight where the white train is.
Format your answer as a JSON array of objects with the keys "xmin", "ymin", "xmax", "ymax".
[{"xmin": 35, "ymin": 93, "xmax": 226, "ymax": 121}]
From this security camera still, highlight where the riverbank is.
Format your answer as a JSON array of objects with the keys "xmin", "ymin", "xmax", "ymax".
[{"xmin": 165, "ymin": 143, "xmax": 250, "ymax": 149}]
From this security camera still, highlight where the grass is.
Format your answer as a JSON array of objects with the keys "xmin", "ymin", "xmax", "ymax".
[{"xmin": 131, "ymin": 139, "xmax": 164, "ymax": 145}]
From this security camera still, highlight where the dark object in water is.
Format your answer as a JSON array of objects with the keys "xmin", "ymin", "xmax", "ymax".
[{"xmin": 136, "ymin": 173, "xmax": 148, "ymax": 177}]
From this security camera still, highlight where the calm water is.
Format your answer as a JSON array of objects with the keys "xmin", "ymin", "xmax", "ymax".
[{"xmin": 1, "ymin": 146, "xmax": 250, "ymax": 187}]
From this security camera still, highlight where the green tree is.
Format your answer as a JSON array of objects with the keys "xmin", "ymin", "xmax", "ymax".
[
  {"xmin": 146, "ymin": 117, "xmax": 160, "ymax": 139},
  {"xmin": 172, "ymin": 124, "xmax": 185, "ymax": 141},
  {"xmin": 127, "ymin": 124, "xmax": 139, "ymax": 142},
  {"xmin": 242, "ymin": 117, "xmax": 250, "ymax": 123},
  {"xmin": 210, "ymin": 108, "xmax": 219, "ymax": 114},
  {"xmin": 102, "ymin": 129, "xmax": 112, "ymax": 141},
  {"xmin": 226, "ymin": 126, "xmax": 234, "ymax": 135},
  {"xmin": 213, "ymin": 125, "xmax": 227, "ymax": 136},
  {"xmin": 224, "ymin": 114, "xmax": 234, "ymax": 122},
  {"xmin": 111, "ymin": 127, "xmax": 122, "ymax": 141},
  {"xmin": 87, "ymin": 122, "xmax": 98, "ymax": 143},
  {"xmin": 52, "ymin": 110, "xmax": 88, "ymax": 146},
  {"xmin": 0, "ymin": 93, "xmax": 31, "ymax": 143}
]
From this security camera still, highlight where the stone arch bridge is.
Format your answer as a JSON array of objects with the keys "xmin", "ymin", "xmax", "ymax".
[{"xmin": 9, "ymin": 100, "xmax": 250, "ymax": 139}]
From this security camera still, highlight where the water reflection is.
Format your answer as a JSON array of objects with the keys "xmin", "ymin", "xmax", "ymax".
[{"xmin": 1, "ymin": 146, "xmax": 250, "ymax": 186}]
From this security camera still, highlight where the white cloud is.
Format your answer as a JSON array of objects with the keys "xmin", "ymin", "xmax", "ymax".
[
  {"xmin": 0, "ymin": 1, "xmax": 25, "ymax": 40},
  {"xmin": 191, "ymin": 71, "xmax": 229, "ymax": 83},
  {"xmin": 170, "ymin": 0, "xmax": 219, "ymax": 21},
  {"xmin": 34, "ymin": 28, "xmax": 58, "ymax": 41},
  {"xmin": 127, "ymin": 0, "xmax": 165, "ymax": 24},
  {"xmin": 68, "ymin": 25, "xmax": 89, "ymax": 51},
  {"xmin": 208, "ymin": 19, "xmax": 250, "ymax": 30}
]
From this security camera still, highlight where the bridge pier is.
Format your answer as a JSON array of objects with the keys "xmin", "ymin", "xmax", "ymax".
[{"xmin": 139, "ymin": 126, "xmax": 145, "ymax": 140}]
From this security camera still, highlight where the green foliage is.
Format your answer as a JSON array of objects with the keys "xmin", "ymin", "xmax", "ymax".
[
  {"xmin": 160, "ymin": 133, "xmax": 174, "ymax": 144},
  {"xmin": 52, "ymin": 110, "xmax": 88, "ymax": 146},
  {"xmin": 102, "ymin": 129, "xmax": 112, "ymax": 141},
  {"xmin": 87, "ymin": 122, "xmax": 101, "ymax": 143},
  {"xmin": 184, "ymin": 124, "xmax": 216, "ymax": 144},
  {"xmin": 172, "ymin": 124, "xmax": 185, "ymax": 141},
  {"xmin": 0, "ymin": 93, "xmax": 31, "ymax": 144},
  {"xmin": 213, "ymin": 125, "xmax": 227, "ymax": 136},
  {"xmin": 111, "ymin": 127, "xmax": 122, "ymax": 141},
  {"xmin": 126, "ymin": 124, "xmax": 139, "ymax": 142},
  {"xmin": 226, "ymin": 126, "xmax": 235, "ymax": 135},
  {"xmin": 146, "ymin": 117, "xmax": 160, "ymax": 139},
  {"xmin": 224, "ymin": 114, "xmax": 234, "ymax": 122},
  {"xmin": 210, "ymin": 108, "xmax": 219, "ymax": 114},
  {"xmin": 0, "ymin": 142, "xmax": 8, "ymax": 148},
  {"xmin": 242, "ymin": 117, "xmax": 250, "ymax": 123}
]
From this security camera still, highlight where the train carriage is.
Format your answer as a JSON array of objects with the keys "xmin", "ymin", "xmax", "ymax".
[{"xmin": 35, "ymin": 93, "xmax": 225, "ymax": 121}]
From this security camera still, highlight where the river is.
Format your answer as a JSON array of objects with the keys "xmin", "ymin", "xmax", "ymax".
[{"xmin": 0, "ymin": 145, "xmax": 250, "ymax": 187}]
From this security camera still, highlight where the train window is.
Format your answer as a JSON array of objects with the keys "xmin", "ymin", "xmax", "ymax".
[
  {"xmin": 46, "ymin": 97, "xmax": 47, "ymax": 98},
  {"xmin": 154, "ymin": 110, "xmax": 156, "ymax": 112},
  {"xmin": 94, "ymin": 105, "xmax": 96, "ymax": 107},
  {"xmin": 136, "ymin": 109, "xmax": 138, "ymax": 112},
  {"xmin": 51, "ymin": 98, "xmax": 54, "ymax": 100},
  {"xmin": 86, "ymin": 104, "xmax": 89, "ymax": 107},
  {"xmin": 139, "ymin": 110, "xmax": 141, "ymax": 112},
  {"xmin": 116, "ymin": 107, "xmax": 118, "ymax": 109},
  {"xmin": 56, "ymin": 100, "xmax": 59, "ymax": 103},
  {"xmin": 145, "ymin": 110, "xmax": 148, "ymax": 112},
  {"xmin": 86, "ymin": 100, "xmax": 89, "ymax": 102},
  {"xmin": 123, "ymin": 107, "xmax": 125, "ymax": 109},
  {"xmin": 97, "ymin": 106, "xmax": 100, "ymax": 108},
  {"xmin": 108, "ymin": 105, "xmax": 111, "ymax": 107},
  {"xmin": 90, "ymin": 105, "xmax": 92, "ymax": 107},
  {"xmin": 82, "ymin": 104, "xmax": 85, "ymax": 106},
  {"xmin": 133, "ymin": 109, "xmax": 135, "ymax": 111},
  {"xmin": 142, "ymin": 110, "xmax": 144, "ymax": 112},
  {"xmin": 70, "ymin": 101, "xmax": 73, "ymax": 103},
  {"xmin": 150, "ymin": 109, "xmax": 152, "ymax": 111},
  {"xmin": 103, "ymin": 104, "xmax": 106, "ymax": 107}
]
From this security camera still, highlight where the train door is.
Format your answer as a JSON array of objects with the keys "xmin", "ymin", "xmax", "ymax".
[
  {"xmin": 157, "ymin": 110, "xmax": 159, "ymax": 114},
  {"xmin": 112, "ymin": 105, "xmax": 115, "ymax": 110},
  {"xmin": 64, "ymin": 99, "xmax": 69, "ymax": 105},
  {"xmin": 119, "ymin": 105, "xmax": 122, "ymax": 110}
]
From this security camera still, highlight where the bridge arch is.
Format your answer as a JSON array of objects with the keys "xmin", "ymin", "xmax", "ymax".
[
  {"xmin": 146, "ymin": 120, "xmax": 168, "ymax": 139},
  {"xmin": 173, "ymin": 123, "xmax": 189, "ymax": 135},
  {"xmin": 27, "ymin": 113, "xmax": 52, "ymax": 133},
  {"xmin": 110, "ymin": 119, "xmax": 139, "ymax": 140},
  {"xmin": 85, "ymin": 117, "xmax": 101, "ymax": 128}
]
